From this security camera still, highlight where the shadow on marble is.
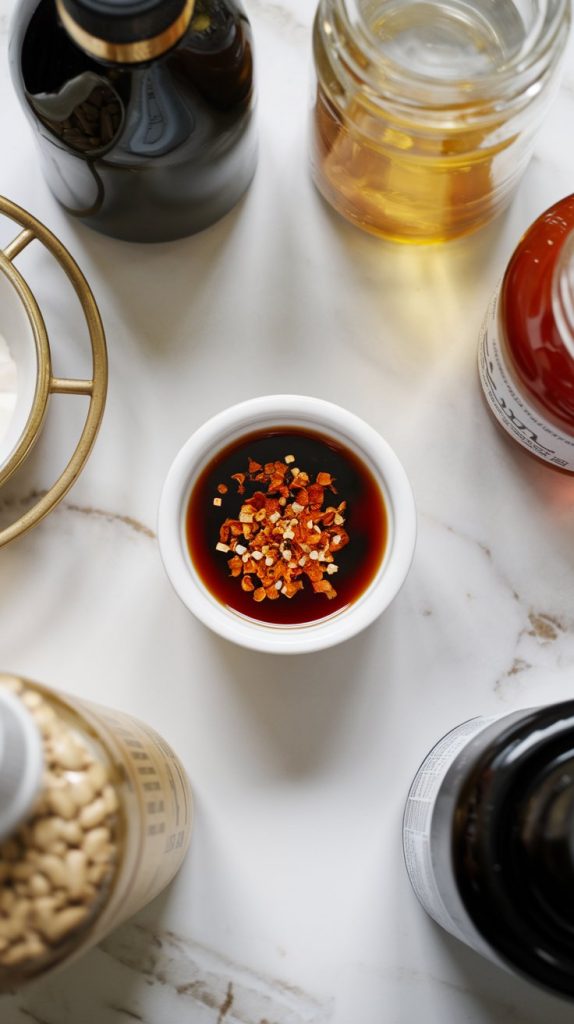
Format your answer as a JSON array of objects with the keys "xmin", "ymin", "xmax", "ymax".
[
  {"xmin": 359, "ymin": 841, "xmax": 574, "ymax": 1024},
  {"xmin": 207, "ymin": 608, "xmax": 393, "ymax": 782},
  {"xmin": 62, "ymin": 182, "xmax": 257, "ymax": 360},
  {"xmin": 429, "ymin": 924, "xmax": 574, "ymax": 1024},
  {"xmin": 306, "ymin": 185, "xmax": 510, "ymax": 359},
  {"xmin": 303, "ymin": 151, "xmax": 574, "ymax": 388},
  {"xmin": 483, "ymin": 423, "xmax": 574, "ymax": 559},
  {"xmin": 0, "ymin": 471, "xmax": 161, "ymax": 676}
]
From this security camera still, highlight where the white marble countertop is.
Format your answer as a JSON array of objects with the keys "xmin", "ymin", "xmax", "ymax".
[{"xmin": 1, "ymin": 2, "xmax": 574, "ymax": 1022}]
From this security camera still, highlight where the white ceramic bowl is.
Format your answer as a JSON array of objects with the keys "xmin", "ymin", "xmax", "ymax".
[
  {"xmin": 0, "ymin": 268, "xmax": 39, "ymax": 475},
  {"xmin": 158, "ymin": 395, "xmax": 416, "ymax": 654}
]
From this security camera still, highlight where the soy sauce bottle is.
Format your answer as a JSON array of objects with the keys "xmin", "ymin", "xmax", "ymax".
[
  {"xmin": 10, "ymin": 0, "xmax": 257, "ymax": 241},
  {"xmin": 403, "ymin": 703, "xmax": 574, "ymax": 999}
]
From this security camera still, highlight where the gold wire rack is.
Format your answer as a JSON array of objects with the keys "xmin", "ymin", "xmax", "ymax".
[{"xmin": 0, "ymin": 196, "xmax": 107, "ymax": 547}]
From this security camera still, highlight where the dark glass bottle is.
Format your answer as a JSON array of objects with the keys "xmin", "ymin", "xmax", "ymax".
[
  {"xmin": 9, "ymin": 0, "xmax": 257, "ymax": 242},
  {"xmin": 403, "ymin": 703, "xmax": 574, "ymax": 999}
]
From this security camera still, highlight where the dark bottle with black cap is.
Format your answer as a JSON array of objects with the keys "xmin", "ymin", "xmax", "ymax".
[
  {"xmin": 9, "ymin": 0, "xmax": 257, "ymax": 241},
  {"xmin": 403, "ymin": 702, "xmax": 574, "ymax": 999}
]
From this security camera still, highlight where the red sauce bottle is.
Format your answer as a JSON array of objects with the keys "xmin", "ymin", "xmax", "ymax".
[{"xmin": 479, "ymin": 195, "xmax": 574, "ymax": 471}]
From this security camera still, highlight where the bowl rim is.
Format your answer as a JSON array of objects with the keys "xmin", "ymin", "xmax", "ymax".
[
  {"xmin": 0, "ymin": 252, "xmax": 51, "ymax": 486},
  {"xmin": 158, "ymin": 395, "xmax": 417, "ymax": 654}
]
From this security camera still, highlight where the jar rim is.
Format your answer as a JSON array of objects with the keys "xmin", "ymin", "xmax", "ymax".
[{"xmin": 323, "ymin": 0, "xmax": 570, "ymax": 109}]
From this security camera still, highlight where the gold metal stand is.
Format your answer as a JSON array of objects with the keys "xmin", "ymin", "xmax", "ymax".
[{"xmin": 0, "ymin": 196, "xmax": 107, "ymax": 547}]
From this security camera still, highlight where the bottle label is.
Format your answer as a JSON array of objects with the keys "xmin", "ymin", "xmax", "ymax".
[
  {"xmin": 403, "ymin": 715, "xmax": 503, "ymax": 942},
  {"xmin": 478, "ymin": 291, "xmax": 574, "ymax": 470},
  {"xmin": 67, "ymin": 696, "xmax": 193, "ymax": 935}
]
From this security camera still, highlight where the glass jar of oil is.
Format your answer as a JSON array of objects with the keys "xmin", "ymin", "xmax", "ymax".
[{"xmin": 311, "ymin": 0, "xmax": 570, "ymax": 244}]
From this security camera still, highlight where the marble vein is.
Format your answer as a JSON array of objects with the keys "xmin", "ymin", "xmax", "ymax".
[
  {"xmin": 64, "ymin": 501, "xmax": 156, "ymax": 539},
  {"xmin": 18, "ymin": 1010, "xmax": 53, "ymax": 1024},
  {"xmin": 386, "ymin": 964, "xmax": 527, "ymax": 1023},
  {"xmin": 527, "ymin": 611, "xmax": 568, "ymax": 643},
  {"xmin": 0, "ymin": 490, "xmax": 156, "ymax": 539},
  {"xmin": 105, "ymin": 1007, "xmax": 144, "ymax": 1022},
  {"xmin": 421, "ymin": 513, "xmax": 522, "ymax": 605},
  {"xmin": 217, "ymin": 981, "xmax": 234, "ymax": 1022},
  {"xmin": 420, "ymin": 512, "xmax": 574, "ymax": 700},
  {"xmin": 494, "ymin": 658, "xmax": 532, "ymax": 696},
  {"xmin": 494, "ymin": 610, "xmax": 574, "ymax": 696},
  {"xmin": 100, "ymin": 922, "xmax": 333, "ymax": 1024},
  {"xmin": 424, "ymin": 514, "xmax": 574, "ymax": 641}
]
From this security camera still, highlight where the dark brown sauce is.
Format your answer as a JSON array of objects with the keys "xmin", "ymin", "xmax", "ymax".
[
  {"xmin": 186, "ymin": 427, "xmax": 388, "ymax": 625},
  {"xmin": 10, "ymin": 0, "xmax": 256, "ymax": 241}
]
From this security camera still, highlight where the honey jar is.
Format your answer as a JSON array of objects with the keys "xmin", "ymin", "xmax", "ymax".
[{"xmin": 479, "ymin": 194, "xmax": 574, "ymax": 471}]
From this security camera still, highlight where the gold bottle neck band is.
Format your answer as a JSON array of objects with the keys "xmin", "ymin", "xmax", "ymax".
[{"xmin": 56, "ymin": 0, "xmax": 195, "ymax": 63}]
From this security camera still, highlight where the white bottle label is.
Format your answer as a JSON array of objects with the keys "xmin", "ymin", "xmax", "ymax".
[
  {"xmin": 403, "ymin": 715, "xmax": 503, "ymax": 943},
  {"xmin": 478, "ymin": 291, "xmax": 574, "ymax": 470}
]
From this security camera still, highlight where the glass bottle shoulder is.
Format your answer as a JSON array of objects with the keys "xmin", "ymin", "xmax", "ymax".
[
  {"xmin": 12, "ymin": 0, "xmax": 252, "ymax": 84},
  {"xmin": 165, "ymin": 0, "xmax": 254, "ymax": 111},
  {"xmin": 8, "ymin": 0, "xmax": 255, "ymax": 184}
]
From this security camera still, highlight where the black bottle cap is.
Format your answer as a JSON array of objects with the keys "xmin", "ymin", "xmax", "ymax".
[{"xmin": 60, "ymin": 0, "xmax": 187, "ymax": 43}]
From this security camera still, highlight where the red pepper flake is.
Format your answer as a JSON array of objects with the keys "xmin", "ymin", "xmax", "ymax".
[
  {"xmin": 213, "ymin": 456, "xmax": 349, "ymax": 604},
  {"xmin": 316, "ymin": 472, "xmax": 333, "ymax": 486},
  {"xmin": 231, "ymin": 473, "xmax": 246, "ymax": 494}
]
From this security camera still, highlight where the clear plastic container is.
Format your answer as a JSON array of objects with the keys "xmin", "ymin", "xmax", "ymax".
[
  {"xmin": 311, "ymin": 0, "xmax": 570, "ymax": 243},
  {"xmin": 0, "ymin": 673, "xmax": 192, "ymax": 991}
]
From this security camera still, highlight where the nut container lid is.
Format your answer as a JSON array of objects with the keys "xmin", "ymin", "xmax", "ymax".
[{"xmin": 0, "ymin": 686, "xmax": 43, "ymax": 844}]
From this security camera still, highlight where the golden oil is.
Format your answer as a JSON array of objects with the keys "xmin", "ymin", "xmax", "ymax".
[{"xmin": 310, "ymin": 0, "xmax": 570, "ymax": 244}]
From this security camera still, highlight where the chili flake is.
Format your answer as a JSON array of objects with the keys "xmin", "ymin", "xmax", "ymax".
[{"xmin": 213, "ymin": 457, "xmax": 349, "ymax": 603}]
